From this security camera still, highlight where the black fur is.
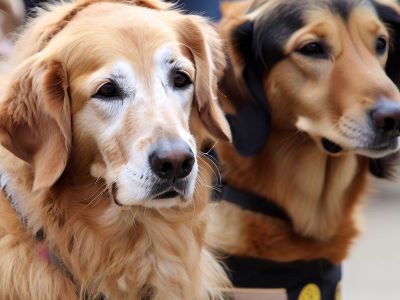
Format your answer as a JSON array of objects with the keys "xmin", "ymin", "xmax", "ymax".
[
  {"xmin": 221, "ymin": 21, "xmax": 270, "ymax": 156},
  {"xmin": 370, "ymin": 1, "xmax": 400, "ymax": 179},
  {"xmin": 373, "ymin": 1, "xmax": 400, "ymax": 85},
  {"xmin": 225, "ymin": 3, "xmax": 305, "ymax": 156},
  {"xmin": 369, "ymin": 152, "xmax": 400, "ymax": 179},
  {"xmin": 252, "ymin": 3, "xmax": 305, "ymax": 69}
]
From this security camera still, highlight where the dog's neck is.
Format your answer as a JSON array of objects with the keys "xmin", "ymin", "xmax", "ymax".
[
  {"xmin": 0, "ymin": 154, "xmax": 224, "ymax": 298},
  {"xmin": 217, "ymin": 129, "xmax": 370, "ymax": 241}
]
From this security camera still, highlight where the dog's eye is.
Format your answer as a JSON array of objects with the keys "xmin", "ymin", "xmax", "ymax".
[
  {"xmin": 173, "ymin": 71, "xmax": 192, "ymax": 89},
  {"xmin": 376, "ymin": 37, "xmax": 387, "ymax": 55},
  {"xmin": 297, "ymin": 42, "xmax": 327, "ymax": 58},
  {"xmin": 94, "ymin": 82, "xmax": 120, "ymax": 99}
]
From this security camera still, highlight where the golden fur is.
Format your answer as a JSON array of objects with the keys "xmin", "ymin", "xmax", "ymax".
[
  {"xmin": 209, "ymin": 0, "xmax": 400, "ymax": 265},
  {"xmin": 0, "ymin": 0, "xmax": 24, "ymax": 57},
  {"xmin": 0, "ymin": 0, "xmax": 231, "ymax": 299}
]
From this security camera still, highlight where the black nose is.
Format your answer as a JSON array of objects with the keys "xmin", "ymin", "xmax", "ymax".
[
  {"xmin": 149, "ymin": 139, "xmax": 195, "ymax": 180},
  {"xmin": 371, "ymin": 100, "xmax": 400, "ymax": 137}
]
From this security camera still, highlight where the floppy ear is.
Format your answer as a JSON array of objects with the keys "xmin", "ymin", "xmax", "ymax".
[
  {"xmin": 220, "ymin": 19, "xmax": 271, "ymax": 156},
  {"xmin": 374, "ymin": 0, "xmax": 400, "ymax": 85},
  {"xmin": 370, "ymin": 1, "xmax": 400, "ymax": 178},
  {"xmin": 0, "ymin": 57, "xmax": 71, "ymax": 191},
  {"xmin": 178, "ymin": 16, "xmax": 231, "ymax": 142}
]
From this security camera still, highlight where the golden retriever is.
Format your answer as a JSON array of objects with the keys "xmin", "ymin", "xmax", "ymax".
[
  {"xmin": 209, "ymin": 0, "xmax": 400, "ymax": 298},
  {"xmin": 0, "ymin": 0, "xmax": 232, "ymax": 299}
]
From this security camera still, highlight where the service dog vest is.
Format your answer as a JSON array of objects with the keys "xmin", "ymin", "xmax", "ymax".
[{"xmin": 215, "ymin": 184, "xmax": 341, "ymax": 300}]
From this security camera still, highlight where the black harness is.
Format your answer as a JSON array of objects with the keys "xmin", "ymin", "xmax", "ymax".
[
  {"xmin": 214, "ymin": 181, "xmax": 341, "ymax": 300},
  {"xmin": 226, "ymin": 255, "xmax": 341, "ymax": 300},
  {"xmin": 215, "ymin": 184, "xmax": 290, "ymax": 222}
]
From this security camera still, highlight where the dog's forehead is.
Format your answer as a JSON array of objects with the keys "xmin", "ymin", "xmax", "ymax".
[
  {"xmin": 49, "ymin": 2, "xmax": 182, "ymax": 54},
  {"xmin": 240, "ymin": 0, "xmax": 383, "ymax": 68},
  {"xmin": 48, "ymin": 4, "xmax": 189, "ymax": 78},
  {"xmin": 85, "ymin": 45, "xmax": 192, "ymax": 81},
  {"xmin": 69, "ymin": 2, "xmax": 178, "ymax": 35},
  {"xmin": 249, "ymin": 0, "xmax": 376, "ymax": 22},
  {"xmin": 254, "ymin": 1, "xmax": 384, "ymax": 40}
]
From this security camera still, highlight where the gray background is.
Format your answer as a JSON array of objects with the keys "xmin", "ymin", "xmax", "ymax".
[{"xmin": 343, "ymin": 178, "xmax": 400, "ymax": 300}]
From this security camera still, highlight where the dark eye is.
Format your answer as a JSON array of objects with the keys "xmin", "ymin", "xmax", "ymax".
[
  {"xmin": 376, "ymin": 36, "xmax": 387, "ymax": 55},
  {"xmin": 297, "ymin": 42, "xmax": 327, "ymax": 58},
  {"xmin": 173, "ymin": 71, "xmax": 192, "ymax": 89},
  {"xmin": 94, "ymin": 82, "xmax": 120, "ymax": 99}
]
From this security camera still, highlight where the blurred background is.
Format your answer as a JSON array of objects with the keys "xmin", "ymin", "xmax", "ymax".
[{"xmin": 344, "ymin": 177, "xmax": 400, "ymax": 300}]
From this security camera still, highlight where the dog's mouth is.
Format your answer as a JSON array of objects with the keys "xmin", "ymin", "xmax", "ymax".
[
  {"xmin": 150, "ymin": 179, "xmax": 189, "ymax": 201},
  {"xmin": 154, "ymin": 189, "xmax": 180, "ymax": 199},
  {"xmin": 110, "ymin": 181, "xmax": 188, "ymax": 207},
  {"xmin": 321, "ymin": 138, "xmax": 343, "ymax": 154},
  {"xmin": 321, "ymin": 136, "xmax": 399, "ymax": 158},
  {"xmin": 355, "ymin": 138, "xmax": 399, "ymax": 158}
]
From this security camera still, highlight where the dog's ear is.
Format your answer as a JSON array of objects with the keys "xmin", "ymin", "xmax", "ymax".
[
  {"xmin": 370, "ymin": 1, "xmax": 400, "ymax": 178},
  {"xmin": 220, "ymin": 19, "xmax": 271, "ymax": 156},
  {"xmin": 178, "ymin": 16, "xmax": 232, "ymax": 143},
  {"xmin": 374, "ymin": 0, "xmax": 400, "ymax": 85},
  {"xmin": 0, "ymin": 56, "xmax": 71, "ymax": 191}
]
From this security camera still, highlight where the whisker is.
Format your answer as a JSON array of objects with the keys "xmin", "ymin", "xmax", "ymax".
[
  {"xmin": 196, "ymin": 170, "xmax": 221, "ymax": 192},
  {"xmin": 197, "ymin": 153, "xmax": 222, "ymax": 185}
]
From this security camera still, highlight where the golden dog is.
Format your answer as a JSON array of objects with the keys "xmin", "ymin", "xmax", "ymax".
[
  {"xmin": 210, "ymin": 0, "xmax": 400, "ymax": 298},
  {"xmin": 0, "ymin": 0, "xmax": 231, "ymax": 299}
]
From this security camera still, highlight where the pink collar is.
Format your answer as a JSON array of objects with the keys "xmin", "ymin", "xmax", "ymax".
[{"xmin": 38, "ymin": 244, "xmax": 50, "ymax": 262}]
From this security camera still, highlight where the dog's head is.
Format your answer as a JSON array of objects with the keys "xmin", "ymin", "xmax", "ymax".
[
  {"xmin": 221, "ymin": 0, "xmax": 400, "ymax": 170},
  {"xmin": 0, "ymin": 0, "xmax": 230, "ymax": 208}
]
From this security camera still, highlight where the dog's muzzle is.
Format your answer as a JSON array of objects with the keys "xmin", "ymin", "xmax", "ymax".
[
  {"xmin": 370, "ymin": 100, "xmax": 400, "ymax": 137},
  {"xmin": 149, "ymin": 139, "xmax": 195, "ymax": 200},
  {"xmin": 322, "ymin": 100, "xmax": 400, "ymax": 155}
]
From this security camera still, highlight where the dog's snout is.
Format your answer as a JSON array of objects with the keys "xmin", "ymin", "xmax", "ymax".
[
  {"xmin": 370, "ymin": 100, "xmax": 400, "ymax": 137},
  {"xmin": 149, "ymin": 140, "xmax": 195, "ymax": 180}
]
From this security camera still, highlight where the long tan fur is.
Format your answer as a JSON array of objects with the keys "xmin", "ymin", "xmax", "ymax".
[{"xmin": 0, "ymin": 1, "xmax": 231, "ymax": 299}]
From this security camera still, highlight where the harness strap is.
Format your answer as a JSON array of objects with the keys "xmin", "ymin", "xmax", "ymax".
[
  {"xmin": 208, "ymin": 151, "xmax": 341, "ymax": 299},
  {"xmin": 215, "ymin": 184, "xmax": 291, "ymax": 222},
  {"xmin": 226, "ymin": 255, "xmax": 342, "ymax": 300}
]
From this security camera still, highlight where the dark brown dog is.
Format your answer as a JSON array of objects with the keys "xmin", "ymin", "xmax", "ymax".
[{"xmin": 210, "ymin": 0, "xmax": 400, "ymax": 299}]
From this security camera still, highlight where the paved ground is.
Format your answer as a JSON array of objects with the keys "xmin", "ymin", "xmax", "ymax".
[{"xmin": 343, "ymin": 178, "xmax": 400, "ymax": 300}]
